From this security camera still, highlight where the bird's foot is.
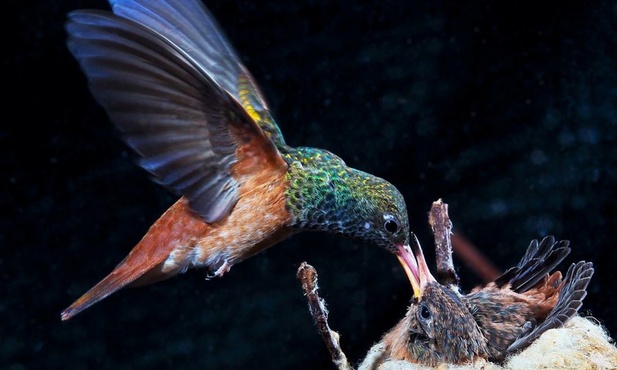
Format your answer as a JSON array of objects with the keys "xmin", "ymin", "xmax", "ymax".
[{"xmin": 205, "ymin": 259, "xmax": 232, "ymax": 280}]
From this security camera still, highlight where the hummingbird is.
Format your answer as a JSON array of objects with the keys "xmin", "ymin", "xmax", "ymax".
[
  {"xmin": 380, "ymin": 234, "xmax": 594, "ymax": 366},
  {"xmin": 60, "ymin": 0, "xmax": 414, "ymax": 321}
]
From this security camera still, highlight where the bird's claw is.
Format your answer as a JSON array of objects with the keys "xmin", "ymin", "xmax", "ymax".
[{"xmin": 205, "ymin": 260, "xmax": 232, "ymax": 280}]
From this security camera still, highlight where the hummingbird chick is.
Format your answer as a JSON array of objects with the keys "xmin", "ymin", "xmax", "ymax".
[
  {"xmin": 381, "ymin": 235, "xmax": 594, "ymax": 366},
  {"xmin": 61, "ymin": 0, "xmax": 414, "ymax": 321}
]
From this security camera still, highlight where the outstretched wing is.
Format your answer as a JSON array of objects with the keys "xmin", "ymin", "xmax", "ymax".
[
  {"xmin": 493, "ymin": 236, "xmax": 571, "ymax": 292},
  {"xmin": 506, "ymin": 261, "xmax": 594, "ymax": 354},
  {"xmin": 66, "ymin": 9, "xmax": 287, "ymax": 223},
  {"xmin": 108, "ymin": 0, "xmax": 287, "ymax": 148}
]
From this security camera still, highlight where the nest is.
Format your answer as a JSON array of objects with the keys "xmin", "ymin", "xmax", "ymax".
[{"xmin": 360, "ymin": 316, "xmax": 617, "ymax": 370}]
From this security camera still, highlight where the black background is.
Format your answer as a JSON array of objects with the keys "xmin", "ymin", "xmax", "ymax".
[{"xmin": 5, "ymin": 0, "xmax": 616, "ymax": 369}]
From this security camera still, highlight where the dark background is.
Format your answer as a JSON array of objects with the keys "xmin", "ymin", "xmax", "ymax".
[{"xmin": 5, "ymin": 0, "xmax": 616, "ymax": 369}]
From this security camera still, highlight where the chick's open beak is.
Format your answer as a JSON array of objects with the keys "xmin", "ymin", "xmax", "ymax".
[{"xmin": 395, "ymin": 233, "xmax": 436, "ymax": 300}]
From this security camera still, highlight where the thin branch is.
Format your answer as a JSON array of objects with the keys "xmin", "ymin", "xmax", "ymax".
[
  {"xmin": 297, "ymin": 262, "xmax": 353, "ymax": 370},
  {"xmin": 429, "ymin": 199, "xmax": 501, "ymax": 283},
  {"xmin": 429, "ymin": 199, "xmax": 459, "ymax": 285}
]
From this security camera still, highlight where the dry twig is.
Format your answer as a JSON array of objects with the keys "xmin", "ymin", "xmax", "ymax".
[
  {"xmin": 297, "ymin": 262, "xmax": 353, "ymax": 370},
  {"xmin": 429, "ymin": 199, "xmax": 459, "ymax": 285}
]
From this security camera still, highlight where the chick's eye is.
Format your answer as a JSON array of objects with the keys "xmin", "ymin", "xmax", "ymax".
[
  {"xmin": 384, "ymin": 219, "xmax": 399, "ymax": 233},
  {"xmin": 419, "ymin": 304, "xmax": 431, "ymax": 320}
]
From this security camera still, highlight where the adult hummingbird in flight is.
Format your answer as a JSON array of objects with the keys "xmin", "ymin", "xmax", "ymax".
[
  {"xmin": 380, "ymin": 234, "xmax": 594, "ymax": 366},
  {"xmin": 61, "ymin": 0, "xmax": 415, "ymax": 321}
]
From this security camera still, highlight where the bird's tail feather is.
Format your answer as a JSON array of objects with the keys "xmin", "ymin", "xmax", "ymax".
[
  {"xmin": 61, "ymin": 199, "xmax": 204, "ymax": 321},
  {"xmin": 60, "ymin": 256, "xmax": 168, "ymax": 321}
]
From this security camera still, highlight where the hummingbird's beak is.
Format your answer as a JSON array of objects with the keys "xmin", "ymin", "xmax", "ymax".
[{"xmin": 395, "ymin": 233, "xmax": 436, "ymax": 300}]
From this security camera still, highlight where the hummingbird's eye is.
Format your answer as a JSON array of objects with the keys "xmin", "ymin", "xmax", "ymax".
[
  {"xmin": 384, "ymin": 219, "xmax": 399, "ymax": 233},
  {"xmin": 419, "ymin": 303, "xmax": 432, "ymax": 321}
]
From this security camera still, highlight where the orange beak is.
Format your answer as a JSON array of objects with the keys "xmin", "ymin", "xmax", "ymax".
[{"xmin": 395, "ymin": 233, "xmax": 436, "ymax": 301}]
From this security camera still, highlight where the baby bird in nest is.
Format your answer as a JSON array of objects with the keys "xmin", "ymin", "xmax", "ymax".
[{"xmin": 381, "ymin": 234, "xmax": 594, "ymax": 366}]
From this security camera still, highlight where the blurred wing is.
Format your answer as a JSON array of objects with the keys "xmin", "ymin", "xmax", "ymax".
[
  {"xmin": 66, "ymin": 10, "xmax": 287, "ymax": 223},
  {"xmin": 108, "ymin": 0, "xmax": 287, "ymax": 148}
]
